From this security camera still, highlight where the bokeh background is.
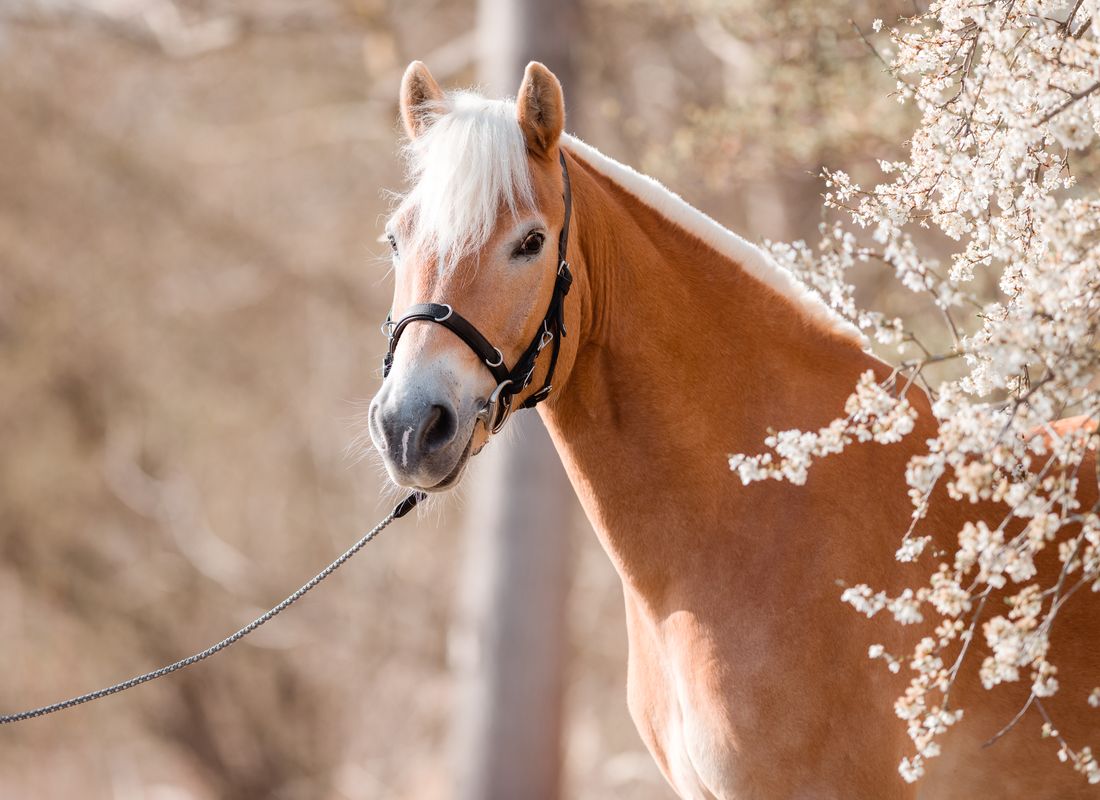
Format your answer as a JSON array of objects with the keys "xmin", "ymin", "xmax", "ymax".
[{"xmin": 0, "ymin": 0, "xmax": 915, "ymax": 797}]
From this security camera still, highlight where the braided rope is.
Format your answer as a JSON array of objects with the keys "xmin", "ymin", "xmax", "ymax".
[{"xmin": 0, "ymin": 492, "xmax": 423, "ymax": 725}]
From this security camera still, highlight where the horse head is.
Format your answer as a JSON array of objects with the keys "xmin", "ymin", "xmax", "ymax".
[{"xmin": 369, "ymin": 61, "xmax": 579, "ymax": 491}]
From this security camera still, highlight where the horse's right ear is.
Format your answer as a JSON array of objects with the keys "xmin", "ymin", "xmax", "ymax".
[{"xmin": 400, "ymin": 61, "xmax": 444, "ymax": 139}]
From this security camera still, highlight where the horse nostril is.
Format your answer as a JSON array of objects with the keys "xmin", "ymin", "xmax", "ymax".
[{"xmin": 419, "ymin": 403, "xmax": 458, "ymax": 454}]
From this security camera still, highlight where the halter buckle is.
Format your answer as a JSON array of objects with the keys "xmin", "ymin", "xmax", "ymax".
[{"xmin": 477, "ymin": 380, "xmax": 515, "ymax": 435}]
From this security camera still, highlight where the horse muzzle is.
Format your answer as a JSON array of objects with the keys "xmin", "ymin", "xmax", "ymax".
[{"xmin": 368, "ymin": 380, "xmax": 478, "ymax": 491}]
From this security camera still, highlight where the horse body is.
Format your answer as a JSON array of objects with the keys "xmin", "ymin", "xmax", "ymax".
[
  {"xmin": 539, "ymin": 146, "xmax": 914, "ymax": 798},
  {"xmin": 371, "ymin": 61, "xmax": 1100, "ymax": 799},
  {"xmin": 540, "ymin": 141, "xmax": 1100, "ymax": 799}
]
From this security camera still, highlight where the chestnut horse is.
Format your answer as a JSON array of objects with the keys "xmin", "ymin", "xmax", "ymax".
[{"xmin": 368, "ymin": 61, "xmax": 1100, "ymax": 799}]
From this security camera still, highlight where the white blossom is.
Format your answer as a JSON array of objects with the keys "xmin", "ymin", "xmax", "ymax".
[
  {"xmin": 896, "ymin": 536, "xmax": 931, "ymax": 562},
  {"xmin": 731, "ymin": 0, "xmax": 1100, "ymax": 783}
]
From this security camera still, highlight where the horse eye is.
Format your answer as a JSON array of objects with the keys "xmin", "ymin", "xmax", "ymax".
[
  {"xmin": 515, "ymin": 231, "xmax": 544, "ymax": 258},
  {"xmin": 387, "ymin": 233, "xmax": 399, "ymax": 255}
]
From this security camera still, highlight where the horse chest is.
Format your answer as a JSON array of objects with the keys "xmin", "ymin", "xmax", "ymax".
[{"xmin": 624, "ymin": 606, "xmax": 741, "ymax": 800}]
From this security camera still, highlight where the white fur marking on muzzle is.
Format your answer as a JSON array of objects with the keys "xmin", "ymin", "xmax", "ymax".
[{"xmin": 401, "ymin": 426, "xmax": 413, "ymax": 468}]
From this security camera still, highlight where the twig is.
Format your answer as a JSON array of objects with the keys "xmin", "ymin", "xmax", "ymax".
[
  {"xmin": 1062, "ymin": 0, "xmax": 1085, "ymax": 36},
  {"xmin": 1038, "ymin": 80, "xmax": 1100, "ymax": 125},
  {"xmin": 984, "ymin": 693, "xmax": 1036, "ymax": 748},
  {"xmin": 850, "ymin": 19, "xmax": 891, "ymax": 70}
]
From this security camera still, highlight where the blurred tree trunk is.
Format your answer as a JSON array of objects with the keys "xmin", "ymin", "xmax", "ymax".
[{"xmin": 450, "ymin": 2, "xmax": 580, "ymax": 799}]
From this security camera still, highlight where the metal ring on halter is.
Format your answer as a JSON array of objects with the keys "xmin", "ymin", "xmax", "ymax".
[
  {"xmin": 484, "ymin": 347, "xmax": 504, "ymax": 368},
  {"xmin": 476, "ymin": 379, "xmax": 514, "ymax": 434},
  {"xmin": 380, "ymin": 319, "xmax": 397, "ymax": 338},
  {"xmin": 433, "ymin": 304, "xmax": 454, "ymax": 322}
]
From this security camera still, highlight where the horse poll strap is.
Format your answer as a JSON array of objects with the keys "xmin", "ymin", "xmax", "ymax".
[
  {"xmin": 519, "ymin": 150, "xmax": 573, "ymax": 408},
  {"xmin": 382, "ymin": 150, "xmax": 574, "ymax": 414}
]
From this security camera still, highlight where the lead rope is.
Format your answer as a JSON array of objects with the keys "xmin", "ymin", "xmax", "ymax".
[{"xmin": 0, "ymin": 491, "xmax": 426, "ymax": 725}]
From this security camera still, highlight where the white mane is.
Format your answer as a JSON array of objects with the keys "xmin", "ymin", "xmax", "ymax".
[
  {"xmin": 398, "ymin": 92, "xmax": 533, "ymax": 268},
  {"xmin": 397, "ymin": 91, "xmax": 859, "ymax": 340}
]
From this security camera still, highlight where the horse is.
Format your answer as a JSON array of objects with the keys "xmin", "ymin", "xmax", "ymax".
[{"xmin": 367, "ymin": 60, "xmax": 1100, "ymax": 799}]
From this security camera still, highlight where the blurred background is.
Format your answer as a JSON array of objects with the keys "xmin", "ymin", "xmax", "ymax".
[{"xmin": 0, "ymin": 0, "xmax": 914, "ymax": 797}]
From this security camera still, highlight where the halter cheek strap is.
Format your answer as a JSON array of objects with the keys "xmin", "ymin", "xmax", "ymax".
[{"xmin": 381, "ymin": 149, "xmax": 574, "ymax": 435}]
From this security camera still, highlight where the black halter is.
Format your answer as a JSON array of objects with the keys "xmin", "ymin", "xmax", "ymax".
[{"xmin": 381, "ymin": 150, "xmax": 574, "ymax": 435}]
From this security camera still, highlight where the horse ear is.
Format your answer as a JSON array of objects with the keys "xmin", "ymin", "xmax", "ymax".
[
  {"xmin": 400, "ymin": 61, "xmax": 445, "ymax": 139},
  {"xmin": 516, "ymin": 62, "xmax": 564, "ymax": 156}
]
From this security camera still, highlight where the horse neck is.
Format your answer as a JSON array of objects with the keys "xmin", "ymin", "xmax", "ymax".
[{"xmin": 540, "ymin": 151, "xmax": 896, "ymax": 607}]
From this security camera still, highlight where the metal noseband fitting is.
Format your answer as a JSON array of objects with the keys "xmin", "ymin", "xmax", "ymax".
[
  {"xmin": 381, "ymin": 150, "xmax": 574, "ymax": 437},
  {"xmin": 475, "ymin": 379, "xmax": 515, "ymax": 434}
]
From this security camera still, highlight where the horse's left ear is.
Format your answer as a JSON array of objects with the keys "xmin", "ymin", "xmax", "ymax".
[{"xmin": 516, "ymin": 62, "xmax": 564, "ymax": 157}]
